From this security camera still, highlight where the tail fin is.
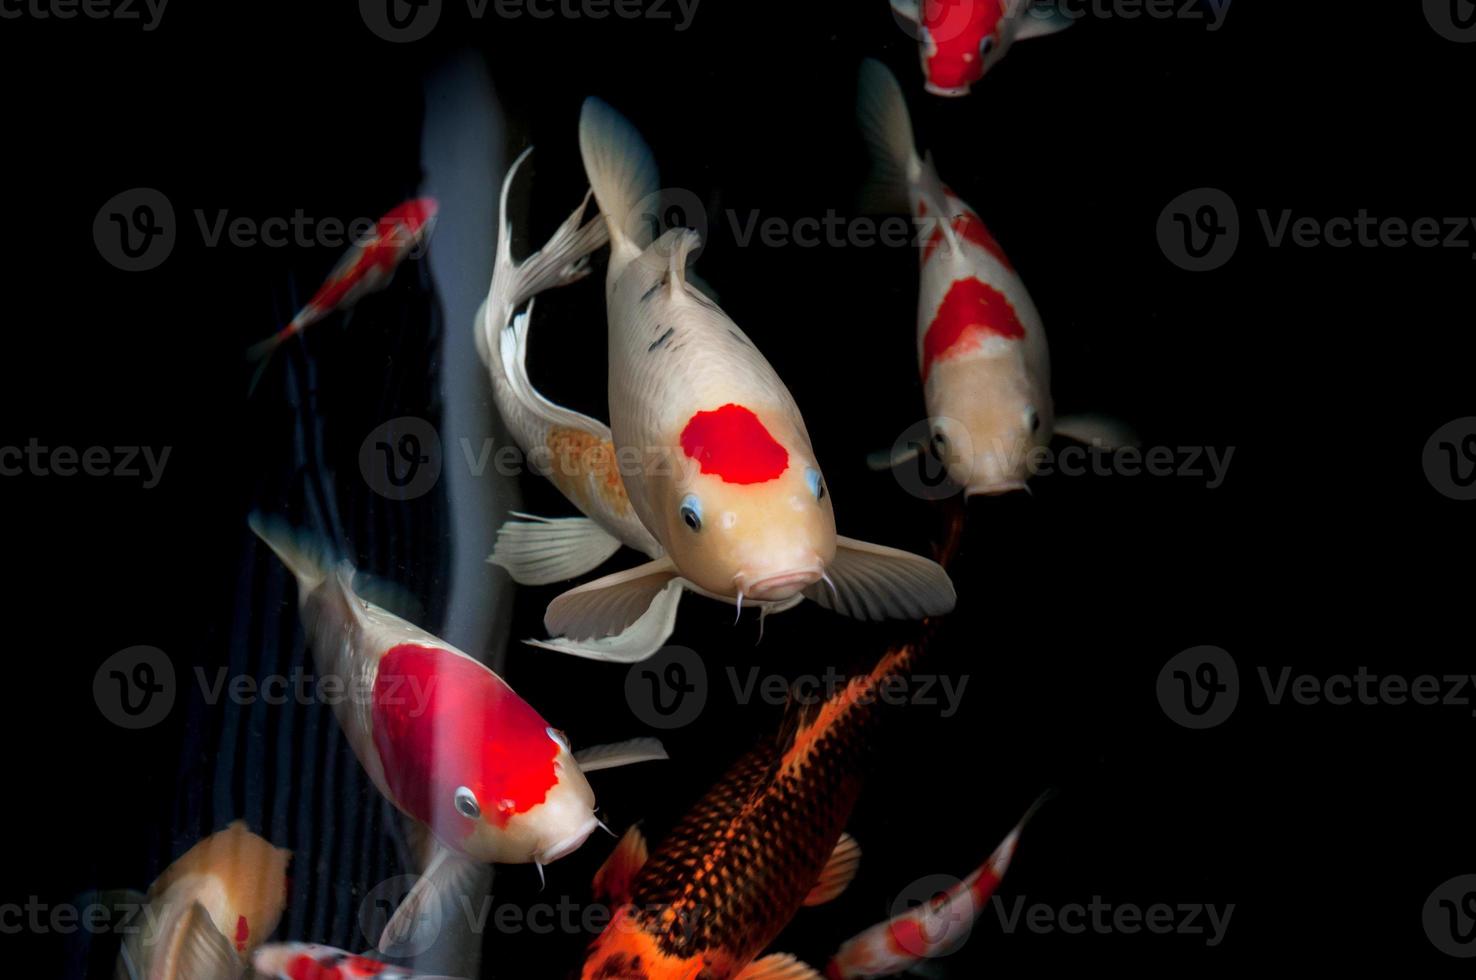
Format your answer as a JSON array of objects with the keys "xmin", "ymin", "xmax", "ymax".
[
  {"xmin": 245, "ymin": 326, "xmax": 293, "ymax": 397},
  {"xmin": 248, "ymin": 511, "xmax": 332, "ymax": 595},
  {"xmin": 578, "ymin": 97, "xmax": 660, "ymax": 285},
  {"xmin": 857, "ymin": 59, "xmax": 923, "ymax": 214}
]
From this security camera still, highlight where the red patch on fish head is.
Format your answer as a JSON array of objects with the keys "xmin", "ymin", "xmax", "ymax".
[
  {"xmin": 234, "ymin": 914, "xmax": 249, "ymax": 953},
  {"xmin": 371, "ymin": 644, "xmax": 558, "ymax": 847},
  {"xmin": 922, "ymin": 0, "xmax": 1002, "ymax": 91},
  {"xmin": 679, "ymin": 404, "xmax": 790, "ymax": 484},
  {"xmin": 921, "ymin": 277, "xmax": 1024, "ymax": 382}
]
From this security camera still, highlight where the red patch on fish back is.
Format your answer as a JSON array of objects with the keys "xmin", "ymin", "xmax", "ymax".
[
  {"xmin": 234, "ymin": 914, "xmax": 249, "ymax": 952},
  {"xmin": 922, "ymin": 209, "xmax": 1012, "ymax": 270},
  {"xmin": 888, "ymin": 916, "xmax": 930, "ymax": 956},
  {"xmin": 922, "ymin": 278, "xmax": 1024, "ymax": 382},
  {"xmin": 371, "ymin": 644, "xmax": 557, "ymax": 838},
  {"xmin": 287, "ymin": 954, "xmax": 335, "ymax": 980},
  {"xmin": 679, "ymin": 404, "xmax": 789, "ymax": 484}
]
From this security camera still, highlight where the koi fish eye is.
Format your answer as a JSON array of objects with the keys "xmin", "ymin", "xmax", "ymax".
[
  {"xmin": 547, "ymin": 727, "xmax": 571, "ymax": 752},
  {"xmin": 454, "ymin": 786, "xmax": 481, "ymax": 820},
  {"xmin": 679, "ymin": 493, "xmax": 703, "ymax": 532},
  {"xmin": 931, "ymin": 432, "xmax": 949, "ymax": 456},
  {"xmin": 805, "ymin": 467, "xmax": 826, "ymax": 501},
  {"xmin": 1027, "ymin": 409, "xmax": 1040, "ymax": 433},
  {"xmin": 979, "ymin": 36, "xmax": 995, "ymax": 59}
]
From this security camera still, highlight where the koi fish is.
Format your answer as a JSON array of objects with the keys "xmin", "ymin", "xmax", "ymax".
[
  {"xmin": 249, "ymin": 513, "xmax": 666, "ymax": 952},
  {"xmin": 580, "ymin": 643, "xmax": 920, "ymax": 979},
  {"xmin": 824, "ymin": 791, "xmax": 1052, "ymax": 978},
  {"xmin": 531, "ymin": 99, "xmax": 954, "ymax": 663},
  {"xmin": 114, "ymin": 820, "xmax": 290, "ymax": 980},
  {"xmin": 890, "ymin": 0, "xmax": 1072, "ymax": 96},
  {"xmin": 252, "ymin": 943, "xmax": 461, "ymax": 979},
  {"xmin": 858, "ymin": 61, "xmax": 1127, "ymax": 495},
  {"xmin": 248, "ymin": 197, "xmax": 439, "ymax": 391}
]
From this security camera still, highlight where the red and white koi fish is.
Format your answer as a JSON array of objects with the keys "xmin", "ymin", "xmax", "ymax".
[
  {"xmin": 525, "ymin": 99, "xmax": 954, "ymax": 663},
  {"xmin": 824, "ymin": 792, "xmax": 1051, "ymax": 979},
  {"xmin": 890, "ymin": 0, "xmax": 1072, "ymax": 97},
  {"xmin": 248, "ymin": 514, "xmax": 665, "ymax": 953},
  {"xmin": 115, "ymin": 820, "xmax": 290, "ymax": 980},
  {"xmin": 248, "ymin": 197, "xmax": 439, "ymax": 390},
  {"xmin": 252, "ymin": 943, "xmax": 461, "ymax": 979},
  {"xmin": 859, "ymin": 61, "xmax": 1127, "ymax": 495}
]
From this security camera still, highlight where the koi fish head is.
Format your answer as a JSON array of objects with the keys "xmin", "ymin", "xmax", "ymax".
[
  {"xmin": 148, "ymin": 820, "xmax": 290, "ymax": 961},
  {"xmin": 252, "ymin": 943, "xmax": 431, "ymax": 978},
  {"xmin": 927, "ymin": 357, "xmax": 1047, "ymax": 496},
  {"xmin": 663, "ymin": 403, "xmax": 837, "ymax": 603},
  {"xmin": 377, "ymin": 196, "xmax": 439, "ymax": 255},
  {"xmin": 369, "ymin": 643, "xmax": 599, "ymax": 867},
  {"xmin": 919, "ymin": 0, "xmax": 1007, "ymax": 96}
]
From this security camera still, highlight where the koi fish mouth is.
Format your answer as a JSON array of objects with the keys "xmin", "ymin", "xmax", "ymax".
[
  {"xmin": 743, "ymin": 567, "xmax": 824, "ymax": 601},
  {"xmin": 924, "ymin": 81, "xmax": 972, "ymax": 97},
  {"xmin": 966, "ymin": 480, "xmax": 1029, "ymax": 497},
  {"xmin": 537, "ymin": 815, "xmax": 600, "ymax": 865}
]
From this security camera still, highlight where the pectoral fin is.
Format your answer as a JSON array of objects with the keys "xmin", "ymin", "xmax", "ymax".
[
  {"xmin": 542, "ymin": 559, "xmax": 681, "ymax": 643},
  {"xmin": 805, "ymin": 537, "xmax": 956, "ymax": 621},
  {"xmin": 377, "ymin": 845, "xmax": 489, "ymax": 956},
  {"xmin": 170, "ymin": 902, "xmax": 240, "ymax": 980},
  {"xmin": 574, "ymin": 737, "xmax": 669, "ymax": 772},
  {"xmin": 1053, "ymin": 413, "xmax": 1138, "ymax": 449},
  {"xmin": 889, "ymin": 0, "xmax": 919, "ymax": 23},
  {"xmin": 735, "ymin": 953, "xmax": 824, "ymax": 979},
  {"xmin": 1015, "ymin": 5, "xmax": 1075, "ymax": 40},
  {"xmin": 592, "ymin": 825, "xmax": 649, "ymax": 907},
  {"xmin": 803, "ymin": 833, "xmax": 861, "ymax": 906},
  {"xmin": 866, "ymin": 442, "xmax": 922, "ymax": 472},
  {"xmin": 489, "ymin": 512, "xmax": 623, "ymax": 585}
]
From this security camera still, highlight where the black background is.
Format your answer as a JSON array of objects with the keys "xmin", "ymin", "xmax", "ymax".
[{"xmin": 3, "ymin": 1, "xmax": 1473, "ymax": 976}]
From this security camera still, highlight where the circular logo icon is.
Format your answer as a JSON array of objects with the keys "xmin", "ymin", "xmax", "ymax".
[
  {"xmin": 624, "ymin": 645, "xmax": 707, "ymax": 730},
  {"xmin": 1425, "ymin": 875, "xmax": 1476, "ymax": 956},
  {"xmin": 1423, "ymin": 418, "xmax": 1476, "ymax": 501},
  {"xmin": 888, "ymin": 418, "xmax": 971, "ymax": 501},
  {"xmin": 1425, "ymin": 0, "xmax": 1476, "ymax": 42},
  {"xmin": 359, "ymin": 874, "xmax": 443, "ymax": 957},
  {"xmin": 1157, "ymin": 645, "xmax": 1238, "ymax": 729},
  {"xmin": 888, "ymin": 874, "xmax": 973, "ymax": 957},
  {"xmin": 360, "ymin": 0, "xmax": 441, "ymax": 42},
  {"xmin": 623, "ymin": 187, "xmax": 709, "ymax": 267},
  {"xmin": 93, "ymin": 645, "xmax": 175, "ymax": 729},
  {"xmin": 94, "ymin": 188, "xmax": 175, "ymax": 272},
  {"xmin": 359, "ymin": 416, "xmax": 443, "ymax": 501},
  {"xmin": 1157, "ymin": 188, "xmax": 1239, "ymax": 272}
]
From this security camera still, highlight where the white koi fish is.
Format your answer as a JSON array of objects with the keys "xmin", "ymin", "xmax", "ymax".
[
  {"xmin": 526, "ymin": 98, "xmax": 955, "ymax": 659},
  {"xmin": 859, "ymin": 60, "xmax": 1127, "ymax": 495}
]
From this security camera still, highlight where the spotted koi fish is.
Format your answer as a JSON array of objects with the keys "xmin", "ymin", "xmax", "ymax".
[
  {"xmin": 581, "ymin": 644, "xmax": 920, "ymax": 979},
  {"xmin": 252, "ymin": 943, "xmax": 461, "ymax": 979},
  {"xmin": 114, "ymin": 821, "xmax": 290, "ymax": 980},
  {"xmin": 249, "ymin": 514, "xmax": 666, "ymax": 953},
  {"xmin": 890, "ymin": 0, "xmax": 1072, "ymax": 97},
  {"xmin": 522, "ymin": 99, "xmax": 953, "ymax": 664},
  {"xmin": 248, "ymin": 196, "xmax": 438, "ymax": 392},
  {"xmin": 824, "ymin": 791, "xmax": 1051, "ymax": 978}
]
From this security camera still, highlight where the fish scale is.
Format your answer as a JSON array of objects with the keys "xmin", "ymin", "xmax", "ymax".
[{"xmin": 582, "ymin": 644, "xmax": 916, "ymax": 978}]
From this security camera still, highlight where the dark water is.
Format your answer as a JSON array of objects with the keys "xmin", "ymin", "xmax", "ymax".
[{"xmin": 4, "ymin": 2, "xmax": 1472, "ymax": 976}]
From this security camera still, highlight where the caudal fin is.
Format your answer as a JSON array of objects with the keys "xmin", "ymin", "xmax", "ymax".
[
  {"xmin": 578, "ymin": 97, "xmax": 660, "ymax": 284},
  {"xmin": 248, "ymin": 511, "xmax": 332, "ymax": 595},
  {"xmin": 245, "ymin": 326, "xmax": 293, "ymax": 396},
  {"xmin": 857, "ymin": 59, "xmax": 923, "ymax": 214}
]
